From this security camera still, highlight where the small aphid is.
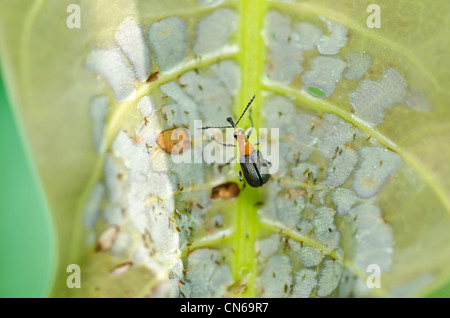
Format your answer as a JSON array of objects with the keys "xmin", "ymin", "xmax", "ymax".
[
  {"xmin": 198, "ymin": 84, "xmax": 203, "ymax": 91},
  {"xmin": 379, "ymin": 160, "xmax": 383, "ymax": 166},
  {"xmin": 144, "ymin": 117, "xmax": 150, "ymax": 125},
  {"xmin": 177, "ymin": 184, "xmax": 184, "ymax": 191},
  {"xmin": 146, "ymin": 71, "xmax": 159, "ymax": 83},
  {"xmin": 197, "ymin": 203, "xmax": 204, "ymax": 209},
  {"xmin": 176, "ymin": 226, "xmax": 181, "ymax": 232}
]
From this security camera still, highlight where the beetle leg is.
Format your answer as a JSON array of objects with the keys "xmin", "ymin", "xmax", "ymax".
[
  {"xmin": 253, "ymin": 141, "xmax": 260, "ymax": 146},
  {"xmin": 211, "ymin": 135, "xmax": 236, "ymax": 147},
  {"xmin": 238, "ymin": 170, "xmax": 243, "ymax": 182}
]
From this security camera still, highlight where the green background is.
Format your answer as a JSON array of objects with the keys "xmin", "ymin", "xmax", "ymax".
[
  {"xmin": 0, "ymin": 63, "xmax": 56, "ymax": 298},
  {"xmin": 0, "ymin": 61, "xmax": 449, "ymax": 297}
]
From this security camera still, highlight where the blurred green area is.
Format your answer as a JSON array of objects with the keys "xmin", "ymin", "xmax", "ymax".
[{"xmin": 0, "ymin": 64, "xmax": 56, "ymax": 297}]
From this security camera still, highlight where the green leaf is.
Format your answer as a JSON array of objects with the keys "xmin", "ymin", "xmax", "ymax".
[{"xmin": 1, "ymin": 0, "xmax": 450, "ymax": 297}]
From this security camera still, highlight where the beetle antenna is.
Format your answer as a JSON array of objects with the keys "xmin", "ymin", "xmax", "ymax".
[
  {"xmin": 235, "ymin": 95, "xmax": 255, "ymax": 127},
  {"xmin": 200, "ymin": 125, "xmax": 233, "ymax": 130}
]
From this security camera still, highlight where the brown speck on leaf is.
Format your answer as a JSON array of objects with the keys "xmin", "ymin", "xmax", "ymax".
[
  {"xmin": 146, "ymin": 71, "xmax": 159, "ymax": 83},
  {"xmin": 211, "ymin": 182, "xmax": 240, "ymax": 200}
]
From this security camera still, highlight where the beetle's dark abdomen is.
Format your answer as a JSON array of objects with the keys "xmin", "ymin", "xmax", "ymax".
[{"xmin": 240, "ymin": 150, "xmax": 270, "ymax": 187}]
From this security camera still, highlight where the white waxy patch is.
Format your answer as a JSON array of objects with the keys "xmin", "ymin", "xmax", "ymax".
[
  {"xmin": 264, "ymin": 11, "xmax": 303, "ymax": 84},
  {"xmin": 83, "ymin": 182, "xmax": 105, "ymax": 228},
  {"xmin": 160, "ymin": 81, "xmax": 202, "ymax": 135},
  {"xmin": 103, "ymin": 154, "xmax": 123, "ymax": 204},
  {"xmin": 263, "ymin": 96, "xmax": 319, "ymax": 164},
  {"xmin": 302, "ymin": 56, "xmax": 347, "ymax": 97},
  {"xmin": 316, "ymin": 17, "xmax": 348, "ymax": 55},
  {"xmin": 326, "ymin": 147, "xmax": 359, "ymax": 188},
  {"xmin": 147, "ymin": 202, "xmax": 178, "ymax": 254},
  {"xmin": 315, "ymin": 113, "xmax": 359, "ymax": 159},
  {"xmin": 258, "ymin": 254, "xmax": 292, "ymax": 297},
  {"xmin": 111, "ymin": 232, "xmax": 131, "ymax": 257},
  {"xmin": 148, "ymin": 17, "xmax": 187, "ymax": 72},
  {"xmin": 147, "ymin": 171, "xmax": 177, "ymax": 198},
  {"xmin": 90, "ymin": 96, "xmax": 108, "ymax": 152},
  {"xmin": 110, "ymin": 262, "xmax": 133, "ymax": 276},
  {"xmin": 178, "ymin": 69, "xmax": 232, "ymax": 127},
  {"xmin": 316, "ymin": 189, "xmax": 329, "ymax": 205},
  {"xmin": 136, "ymin": 123, "xmax": 157, "ymax": 148},
  {"xmin": 127, "ymin": 171, "xmax": 150, "ymax": 234},
  {"xmin": 276, "ymin": 197, "xmax": 305, "ymax": 229},
  {"xmin": 298, "ymin": 246, "xmax": 324, "ymax": 267},
  {"xmin": 115, "ymin": 20, "xmax": 152, "ymax": 82},
  {"xmin": 332, "ymin": 188, "xmax": 358, "ymax": 216},
  {"xmin": 344, "ymin": 52, "xmax": 372, "ymax": 80},
  {"xmin": 293, "ymin": 22, "xmax": 323, "ymax": 50},
  {"xmin": 210, "ymin": 60, "xmax": 241, "ymax": 95},
  {"xmin": 161, "ymin": 103, "xmax": 190, "ymax": 127},
  {"xmin": 86, "ymin": 48, "xmax": 136, "ymax": 102},
  {"xmin": 350, "ymin": 203, "xmax": 393, "ymax": 272},
  {"xmin": 350, "ymin": 66, "xmax": 408, "ymax": 126},
  {"xmin": 193, "ymin": 8, "xmax": 239, "ymax": 56},
  {"xmin": 316, "ymin": 259, "xmax": 344, "ymax": 297},
  {"xmin": 338, "ymin": 268, "xmax": 356, "ymax": 297},
  {"xmin": 256, "ymin": 235, "xmax": 281, "ymax": 260},
  {"xmin": 405, "ymin": 89, "xmax": 432, "ymax": 112},
  {"xmin": 313, "ymin": 207, "xmax": 340, "ymax": 251},
  {"xmin": 112, "ymin": 130, "xmax": 151, "ymax": 175},
  {"xmin": 137, "ymin": 95, "xmax": 153, "ymax": 118},
  {"xmin": 185, "ymin": 249, "xmax": 233, "ymax": 297},
  {"xmin": 97, "ymin": 225, "xmax": 119, "ymax": 252},
  {"xmin": 102, "ymin": 206, "xmax": 124, "ymax": 225},
  {"xmin": 292, "ymin": 269, "xmax": 317, "ymax": 298},
  {"xmin": 353, "ymin": 147, "xmax": 401, "ymax": 198},
  {"xmin": 296, "ymin": 219, "xmax": 313, "ymax": 235}
]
